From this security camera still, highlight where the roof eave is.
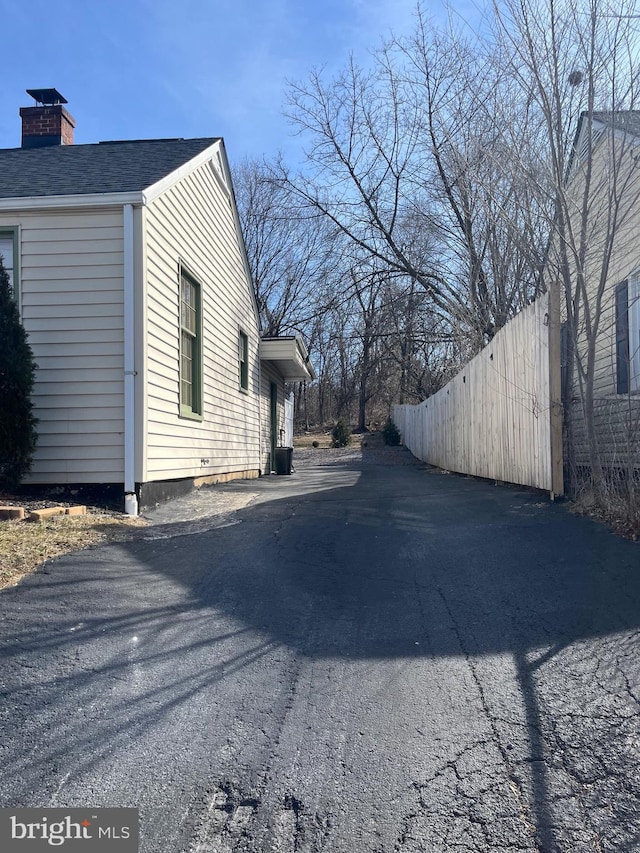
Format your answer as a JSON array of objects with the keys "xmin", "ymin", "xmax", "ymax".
[
  {"xmin": 260, "ymin": 336, "xmax": 317, "ymax": 381},
  {"xmin": 0, "ymin": 190, "xmax": 144, "ymax": 211}
]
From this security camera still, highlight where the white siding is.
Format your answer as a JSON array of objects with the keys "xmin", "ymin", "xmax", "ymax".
[
  {"xmin": 553, "ymin": 126, "xmax": 640, "ymax": 476},
  {"xmin": 143, "ymin": 148, "xmax": 263, "ymax": 481},
  {"xmin": 557, "ymin": 131, "xmax": 640, "ymax": 397},
  {"xmin": 586, "ymin": 159, "xmax": 640, "ymax": 398},
  {"xmin": 571, "ymin": 398, "xmax": 640, "ymax": 468},
  {"xmin": 0, "ymin": 209, "xmax": 125, "ymax": 484}
]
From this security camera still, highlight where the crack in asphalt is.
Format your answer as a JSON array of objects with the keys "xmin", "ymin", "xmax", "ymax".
[{"xmin": 432, "ymin": 585, "xmax": 539, "ymax": 848}]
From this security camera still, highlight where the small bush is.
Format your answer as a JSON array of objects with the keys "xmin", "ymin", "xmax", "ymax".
[
  {"xmin": 331, "ymin": 420, "xmax": 351, "ymax": 448},
  {"xmin": 382, "ymin": 419, "xmax": 401, "ymax": 446}
]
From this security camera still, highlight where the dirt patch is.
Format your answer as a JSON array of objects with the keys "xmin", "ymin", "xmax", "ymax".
[
  {"xmin": 0, "ymin": 500, "xmax": 147, "ymax": 590},
  {"xmin": 568, "ymin": 492, "xmax": 640, "ymax": 541}
]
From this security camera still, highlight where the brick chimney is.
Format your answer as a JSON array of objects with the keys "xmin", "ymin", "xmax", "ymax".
[{"xmin": 19, "ymin": 88, "xmax": 75, "ymax": 149}]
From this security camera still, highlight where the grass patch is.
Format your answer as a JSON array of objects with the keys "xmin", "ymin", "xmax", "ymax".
[
  {"xmin": 0, "ymin": 512, "xmax": 147, "ymax": 590},
  {"xmin": 294, "ymin": 429, "xmax": 365, "ymax": 450},
  {"xmin": 294, "ymin": 433, "xmax": 333, "ymax": 449}
]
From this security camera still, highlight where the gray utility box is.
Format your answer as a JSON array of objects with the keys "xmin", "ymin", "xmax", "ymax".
[{"xmin": 274, "ymin": 446, "xmax": 293, "ymax": 475}]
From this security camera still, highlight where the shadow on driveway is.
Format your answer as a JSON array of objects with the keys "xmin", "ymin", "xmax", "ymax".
[{"xmin": 1, "ymin": 452, "xmax": 639, "ymax": 850}]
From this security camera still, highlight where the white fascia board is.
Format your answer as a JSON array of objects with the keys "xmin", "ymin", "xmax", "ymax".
[
  {"xmin": 295, "ymin": 335, "xmax": 310, "ymax": 362},
  {"xmin": 296, "ymin": 336, "xmax": 317, "ymax": 380},
  {"xmin": 260, "ymin": 337, "xmax": 317, "ymax": 381},
  {"xmin": 141, "ymin": 140, "xmax": 222, "ymax": 205},
  {"xmin": 0, "ymin": 191, "xmax": 143, "ymax": 211}
]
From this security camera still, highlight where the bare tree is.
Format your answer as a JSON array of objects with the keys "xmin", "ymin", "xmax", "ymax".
[
  {"xmin": 381, "ymin": 275, "xmax": 459, "ymax": 405},
  {"xmin": 283, "ymin": 14, "xmax": 548, "ymax": 348},
  {"xmin": 233, "ymin": 158, "xmax": 339, "ymax": 337},
  {"xmin": 283, "ymin": 57, "xmax": 466, "ymax": 320}
]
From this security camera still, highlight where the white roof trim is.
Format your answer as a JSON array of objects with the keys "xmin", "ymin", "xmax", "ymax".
[
  {"xmin": 0, "ymin": 191, "xmax": 143, "ymax": 211},
  {"xmin": 260, "ymin": 336, "xmax": 317, "ymax": 381},
  {"xmin": 142, "ymin": 140, "xmax": 222, "ymax": 204}
]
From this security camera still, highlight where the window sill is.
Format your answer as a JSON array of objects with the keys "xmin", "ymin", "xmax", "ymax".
[{"xmin": 179, "ymin": 406, "xmax": 204, "ymax": 422}]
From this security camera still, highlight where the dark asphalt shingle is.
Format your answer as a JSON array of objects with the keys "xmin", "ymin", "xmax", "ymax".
[
  {"xmin": 597, "ymin": 110, "xmax": 640, "ymax": 136},
  {"xmin": 0, "ymin": 137, "xmax": 219, "ymax": 198}
]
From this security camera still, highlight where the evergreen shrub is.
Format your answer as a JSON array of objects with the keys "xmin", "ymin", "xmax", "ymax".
[
  {"xmin": 382, "ymin": 419, "xmax": 401, "ymax": 446},
  {"xmin": 331, "ymin": 419, "xmax": 351, "ymax": 448},
  {"xmin": 0, "ymin": 257, "xmax": 38, "ymax": 489}
]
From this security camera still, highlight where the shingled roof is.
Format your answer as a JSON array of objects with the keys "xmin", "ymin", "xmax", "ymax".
[
  {"xmin": 0, "ymin": 137, "xmax": 219, "ymax": 199},
  {"xmin": 594, "ymin": 110, "xmax": 640, "ymax": 137}
]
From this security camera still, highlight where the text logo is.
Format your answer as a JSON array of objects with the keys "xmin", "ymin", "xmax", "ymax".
[{"xmin": 0, "ymin": 808, "xmax": 138, "ymax": 851}]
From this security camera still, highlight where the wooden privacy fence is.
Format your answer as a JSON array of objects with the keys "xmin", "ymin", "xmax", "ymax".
[{"xmin": 392, "ymin": 292, "xmax": 564, "ymax": 496}]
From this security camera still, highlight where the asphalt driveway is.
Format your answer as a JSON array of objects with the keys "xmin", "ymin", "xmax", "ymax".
[{"xmin": 1, "ymin": 446, "xmax": 639, "ymax": 852}]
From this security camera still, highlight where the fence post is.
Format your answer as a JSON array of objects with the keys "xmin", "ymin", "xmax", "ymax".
[{"xmin": 549, "ymin": 281, "xmax": 564, "ymax": 498}]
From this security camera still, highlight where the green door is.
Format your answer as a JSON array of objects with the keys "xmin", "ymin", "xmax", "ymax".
[{"xmin": 270, "ymin": 381, "xmax": 278, "ymax": 472}]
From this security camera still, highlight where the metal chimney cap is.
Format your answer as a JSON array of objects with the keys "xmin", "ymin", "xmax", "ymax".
[{"xmin": 25, "ymin": 88, "xmax": 68, "ymax": 106}]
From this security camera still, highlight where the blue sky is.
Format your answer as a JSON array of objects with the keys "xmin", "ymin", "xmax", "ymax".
[{"xmin": 0, "ymin": 0, "xmax": 477, "ymax": 167}]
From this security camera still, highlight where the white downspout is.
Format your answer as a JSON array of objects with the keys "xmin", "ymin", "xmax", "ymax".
[
  {"xmin": 123, "ymin": 203, "xmax": 138, "ymax": 516},
  {"xmin": 258, "ymin": 339, "xmax": 263, "ymax": 474}
]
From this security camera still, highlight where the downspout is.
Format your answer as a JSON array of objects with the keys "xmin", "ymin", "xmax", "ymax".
[
  {"xmin": 123, "ymin": 203, "xmax": 138, "ymax": 516},
  {"xmin": 258, "ymin": 339, "xmax": 263, "ymax": 474}
]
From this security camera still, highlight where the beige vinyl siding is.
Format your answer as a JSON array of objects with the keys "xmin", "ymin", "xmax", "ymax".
[
  {"xmin": 588, "ymin": 181, "xmax": 640, "ymax": 399},
  {"xmin": 552, "ymin": 127, "xmax": 640, "ymax": 473},
  {"xmin": 0, "ymin": 208, "xmax": 125, "ymax": 484},
  {"xmin": 561, "ymin": 131, "xmax": 640, "ymax": 398},
  {"xmin": 571, "ymin": 398, "xmax": 640, "ymax": 467},
  {"xmin": 144, "ymin": 149, "xmax": 262, "ymax": 481}
]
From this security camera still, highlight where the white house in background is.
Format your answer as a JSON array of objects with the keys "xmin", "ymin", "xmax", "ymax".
[{"xmin": 0, "ymin": 89, "xmax": 315, "ymax": 513}]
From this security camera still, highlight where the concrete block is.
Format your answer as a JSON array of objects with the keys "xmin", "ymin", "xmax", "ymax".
[
  {"xmin": 0, "ymin": 506, "xmax": 26, "ymax": 521},
  {"xmin": 65, "ymin": 505, "xmax": 87, "ymax": 516},
  {"xmin": 29, "ymin": 507, "xmax": 66, "ymax": 521}
]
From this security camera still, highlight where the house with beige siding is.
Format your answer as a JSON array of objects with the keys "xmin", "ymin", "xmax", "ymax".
[
  {"xmin": 552, "ymin": 110, "xmax": 640, "ymax": 473},
  {"xmin": 0, "ymin": 90, "xmax": 315, "ymax": 513}
]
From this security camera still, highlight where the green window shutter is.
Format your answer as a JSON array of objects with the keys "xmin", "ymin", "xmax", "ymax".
[
  {"xmin": 615, "ymin": 280, "xmax": 629, "ymax": 395},
  {"xmin": 239, "ymin": 331, "xmax": 249, "ymax": 391}
]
